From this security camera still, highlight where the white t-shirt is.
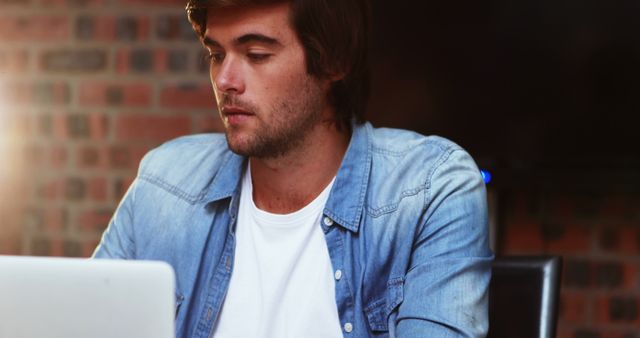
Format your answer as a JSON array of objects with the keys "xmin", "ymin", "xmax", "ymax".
[{"xmin": 212, "ymin": 166, "xmax": 342, "ymax": 338}]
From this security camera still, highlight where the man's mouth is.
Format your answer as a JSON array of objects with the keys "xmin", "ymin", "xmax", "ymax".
[
  {"xmin": 222, "ymin": 106, "xmax": 253, "ymax": 116},
  {"xmin": 222, "ymin": 106, "xmax": 254, "ymax": 124}
]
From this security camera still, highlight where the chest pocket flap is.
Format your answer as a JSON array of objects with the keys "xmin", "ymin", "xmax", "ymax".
[{"xmin": 363, "ymin": 277, "xmax": 404, "ymax": 332}]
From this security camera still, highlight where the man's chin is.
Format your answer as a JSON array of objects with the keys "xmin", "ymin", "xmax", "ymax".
[{"xmin": 224, "ymin": 133, "xmax": 253, "ymax": 157}]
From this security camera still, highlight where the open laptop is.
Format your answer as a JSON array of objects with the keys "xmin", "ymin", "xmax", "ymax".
[{"xmin": 0, "ymin": 255, "xmax": 175, "ymax": 338}]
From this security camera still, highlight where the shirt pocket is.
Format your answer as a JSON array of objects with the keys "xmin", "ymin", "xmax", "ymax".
[{"xmin": 363, "ymin": 277, "xmax": 404, "ymax": 332}]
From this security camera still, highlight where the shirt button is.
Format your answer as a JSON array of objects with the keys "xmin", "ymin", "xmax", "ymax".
[
  {"xmin": 334, "ymin": 269, "xmax": 342, "ymax": 281},
  {"xmin": 344, "ymin": 322, "xmax": 353, "ymax": 333},
  {"xmin": 323, "ymin": 217, "xmax": 334, "ymax": 226}
]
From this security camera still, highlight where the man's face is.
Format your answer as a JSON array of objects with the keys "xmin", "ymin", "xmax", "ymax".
[{"xmin": 204, "ymin": 3, "xmax": 330, "ymax": 159}]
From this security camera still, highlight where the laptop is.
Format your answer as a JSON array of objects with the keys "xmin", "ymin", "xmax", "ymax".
[{"xmin": 0, "ymin": 255, "xmax": 176, "ymax": 338}]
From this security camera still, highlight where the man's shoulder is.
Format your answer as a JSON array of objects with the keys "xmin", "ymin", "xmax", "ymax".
[
  {"xmin": 135, "ymin": 133, "xmax": 238, "ymax": 200},
  {"xmin": 368, "ymin": 126, "xmax": 468, "ymax": 167},
  {"xmin": 363, "ymin": 125, "xmax": 482, "ymax": 206}
]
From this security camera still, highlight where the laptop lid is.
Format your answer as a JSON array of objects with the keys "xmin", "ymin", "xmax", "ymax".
[{"xmin": 0, "ymin": 255, "xmax": 175, "ymax": 338}]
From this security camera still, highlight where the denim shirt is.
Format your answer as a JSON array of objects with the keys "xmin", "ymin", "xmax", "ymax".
[{"xmin": 93, "ymin": 122, "xmax": 493, "ymax": 338}]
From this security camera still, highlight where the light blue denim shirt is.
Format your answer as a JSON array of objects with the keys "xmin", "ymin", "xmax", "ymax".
[{"xmin": 93, "ymin": 121, "xmax": 493, "ymax": 338}]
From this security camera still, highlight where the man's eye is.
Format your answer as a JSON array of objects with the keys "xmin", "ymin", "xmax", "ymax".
[
  {"xmin": 207, "ymin": 53, "xmax": 224, "ymax": 64},
  {"xmin": 247, "ymin": 53, "xmax": 271, "ymax": 62}
]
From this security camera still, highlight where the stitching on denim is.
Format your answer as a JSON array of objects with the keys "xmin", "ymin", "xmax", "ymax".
[
  {"xmin": 138, "ymin": 174, "xmax": 206, "ymax": 204},
  {"xmin": 366, "ymin": 184, "xmax": 427, "ymax": 217},
  {"xmin": 371, "ymin": 136, "xmax": 453, "ymax": 156},
  {"xmin": 371, "ymin": 147, "xmax": 408, "ymax": 156},
  {"xmin": 424, "ymin": 148, "xmax": 459, "ymax": 209},
  {"xmin": 365, "ymin": 138, "xmax": 456, "ymax": 217}
]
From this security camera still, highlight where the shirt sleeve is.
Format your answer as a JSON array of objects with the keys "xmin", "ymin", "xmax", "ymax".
[
  {"xmin": 91, "ymin": 178, "xmax": 138, "ymax": 259},
  {"xmin": 395, "ymin": 148, "xmax": 494, "ymax": 338}
]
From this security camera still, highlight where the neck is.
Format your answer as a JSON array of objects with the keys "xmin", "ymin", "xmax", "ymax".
[{"xmin": 249, "ymin": 119, "xmax": 350, "ymax": 214}]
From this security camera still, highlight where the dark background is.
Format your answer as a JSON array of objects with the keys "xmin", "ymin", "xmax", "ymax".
[{"xmin": 367, "ymin": 0, "xmax": 639, "ymax": 189}]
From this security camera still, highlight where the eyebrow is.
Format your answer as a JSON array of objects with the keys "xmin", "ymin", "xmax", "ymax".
[{"xmin": 203, "ymin": 33, "xmax": 282, "ymax": 48}]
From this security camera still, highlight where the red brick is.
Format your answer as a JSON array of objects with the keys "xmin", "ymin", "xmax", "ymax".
[
  {"xmin": 78, "ymin": 208, "xmax": 113, "ymax": 233},
  {"xmin": 108, "ymin": 145, "xmax": 132, "ymax": 169},
  {"xmin": 0, "ymin": 82, "xmax": 69, "ymax": 106},
  {"xmin": 560, "ymin": 291, "xmax": 589, "ymax": 324},
  {"xmin": 84, "ymin": 15, "xmax": 116, "ymax": 41},
  {"xmin": 50, "ymin": 82, "xmax": 71, "ymax": 104},
  {"xmin": 0, "ymin": 211, "xmax": 22, "ymax": 255},
  {"xmin": 108, "ymin": 144, "xmax": 151, "ymax": 170},
  {"xmin": 138, "ymin": 17, "xmax": 151, "ymax": 40},
  {"xmin": 77, "ymin": 146, "xmax": 102, "ymax": 168},
  {"xmin": 77, "ymin": 83, "xmax": 110, "ymax": 106},
  {"xmin": 87, "ymin": 177, "xmax": 108, "ymax": 201},
  {"xmin": 115, "ymin": 16, "xmax": 151, "ymax": 41},
  {"xmin": 50, "ymin": 146, "xmax": 68, "ymax": 168},
  {"xmin": 595, "ymin": 296, "xmax": 640, "ymax": 324},
  {"xmin": 160, "ymin": 83, "xmax": 215, "ymax": 108},
  {"xmin": 550, "ymin": 194, "xmax": 575, "ymax": 221},
  {"xmin": 48, "ymin": 238, "xmax": 64, "ymax": 256},
  {"xmin": 546, "ymin": 223, "xmax": 592, "ymax": 254},
  {"xmin": 24, "ymin": 144, "xmax": 45, "ymax": 167},
  {"xmin": 38, "ymin": 178, "xmax": 63, "ymax": 200},
  {"xmin": 0, "ymin": 0, "xmax": 32, "ymax": 6},
  {"xmin": 88, "ymin": 112, "xmax": 109, "ymax": 140},
  {"xmin": 39, "ymin": 49, "xmax": 107, "ymax": 73},
  {"xmin": 0, "ymin": 49, "xmax": 29, "ymax": 73},
  {"xmin": 39, "ymin": 0, "xmax": 106, "ymax": 5},
  {"xmin": 0, "ymin": 113, "xmax": 29, "ymax": 135},
  {"xmin": 82, "ymin": 238, "xmax": 101, "ymax": 257},
  {"xmin": 601, "ymin": 194, "xmax": 628, "ymax": 220},
  {"xmin": 1, "ymin": 178, "xmax": 30, "ymax": 203},
  {"xmin": 502, "ymin": 221, "xmax": 544, "ymax": 253},
  {"xmin": 0, "ymin": 236, "xmax": 23, "ymax": 255},
  {"xmin": 193, "ymin": 113, "xmax": 224, "ymax": 133},
  {"xmin": 0, "ymin": 16, "xmax": 70, "ymax": 41},
  {"xmin": 78, "ymin": 82, "xmax": 152, "ymax": 107},
  {"xmin": 555, "ymin": 326, "xmax": 573, "ymax": 338},
  {"xmin": 596, "ymin": 330, "xmax": 640, "ymax": 338},
  {"xmin": 116, "ymin": 0, "xmax": 184, "ymax": 5},
  {"xmin": 622, "ymin": 263, "xmax": 638, "ymax": 290},
  {"xmin": 596, "ymin": 297, "xmax": 610, "ymax": 323},
  {"xmin": 114, "ymin": 177, "xmax": 134, "ymax": 201},
  {"xmin": 51, "ymin": 112, "xmax": 67, "ymax": 139},
  {"xmin": 0, "ymin": 82, "xmax": 31, "ymax": 105},
  {"xmin": 155, "ymin": 49, "xmax": 169, "ymax": 72},
  {"xmin": 115, "ymin": 114, "xmax": 192, "ymax": 142},
  {"xmin": 42, "ymin": 207, "xmax": 66, "ymax": 231},
  {"xmin": 617, "ymin": 227, "xmax": 639, "ymax": 254},
  {"xmin": 116, "ymin": 47, "xmax": 163, "ymax": 73},
  {"xmin": 130, "ymin": 144, "xmax": 152, "ymax": 168},
  {"xmin": 507, "ymin": 192, "xmax": 537, "ymax": 221}
]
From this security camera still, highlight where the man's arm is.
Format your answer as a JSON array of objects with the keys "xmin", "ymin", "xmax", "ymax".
[
  {"xmin": 396, "ymin": 149, "xmax": 493, "ymax": 337},
  {"xmin": 92, "ymin": 179, "xmax": 138, "ymax": 259}
]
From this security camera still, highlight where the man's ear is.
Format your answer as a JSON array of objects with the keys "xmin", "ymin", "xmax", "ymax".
[{"xmin": 328, "ymin": 71, "xmax": 346, "ymax": 82}]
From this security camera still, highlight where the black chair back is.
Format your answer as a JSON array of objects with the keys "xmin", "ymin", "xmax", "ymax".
[{"xmin": 487, "ymin": 255, "xmax": 562, "ymax": 338}]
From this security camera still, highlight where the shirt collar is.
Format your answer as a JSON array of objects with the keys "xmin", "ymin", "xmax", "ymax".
[
  {"xmin": 203, "ymin": 122, "xmax": 372, "ymax": 233},
  {"xmin": 323, "ymin": 122, "xmax": 371, "ymax": 233},
  {"xmin": 203, "ymin": 151, "xmax": 245, "ymax": 203}
]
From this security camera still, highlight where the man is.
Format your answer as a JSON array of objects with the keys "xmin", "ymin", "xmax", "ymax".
[{"xmin": 93, "ymin": 0, "xmax": 493, "ymax": 337}]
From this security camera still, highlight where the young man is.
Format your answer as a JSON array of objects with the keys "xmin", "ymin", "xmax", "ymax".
[{"xmin": 93, "ymin": 0, "xmax": 493, "ymax": 337}]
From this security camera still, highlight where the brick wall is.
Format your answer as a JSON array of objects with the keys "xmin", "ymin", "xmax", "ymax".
[
  {"xmin": 1, "ymin": 1, "xmax": 639, "ymax": 338},
  {"xmin": 0, "ymin": 0, "xmax": 219, "ymax": 257},
  {"xmin": 498, "ymin": 185, "xmax": 640, "ymax": 338}
]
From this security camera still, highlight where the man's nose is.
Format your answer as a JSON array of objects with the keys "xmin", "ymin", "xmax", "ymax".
[{"xmin": 212, "ymin": 57, "xmax": 245, "ymax": 94}]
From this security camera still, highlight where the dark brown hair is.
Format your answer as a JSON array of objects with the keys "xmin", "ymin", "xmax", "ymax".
[{"xmin": 186, "ymin": 0, "xmax": 371, "ymax": 130}]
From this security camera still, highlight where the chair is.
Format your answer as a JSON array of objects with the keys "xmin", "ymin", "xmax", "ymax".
[{"xmin": 487, "ymin": 255, "xmax": 562, "ymax": 338}]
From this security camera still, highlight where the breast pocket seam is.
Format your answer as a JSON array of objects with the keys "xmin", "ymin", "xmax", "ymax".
[{"xmin": 364, "ymin": 277, "xmax": 405, "ymax": 332}]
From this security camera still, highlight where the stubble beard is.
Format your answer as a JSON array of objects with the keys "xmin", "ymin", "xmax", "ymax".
[{"xmin": 220, "ymin": 78, "xmax": 325, "ymax": 160}]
